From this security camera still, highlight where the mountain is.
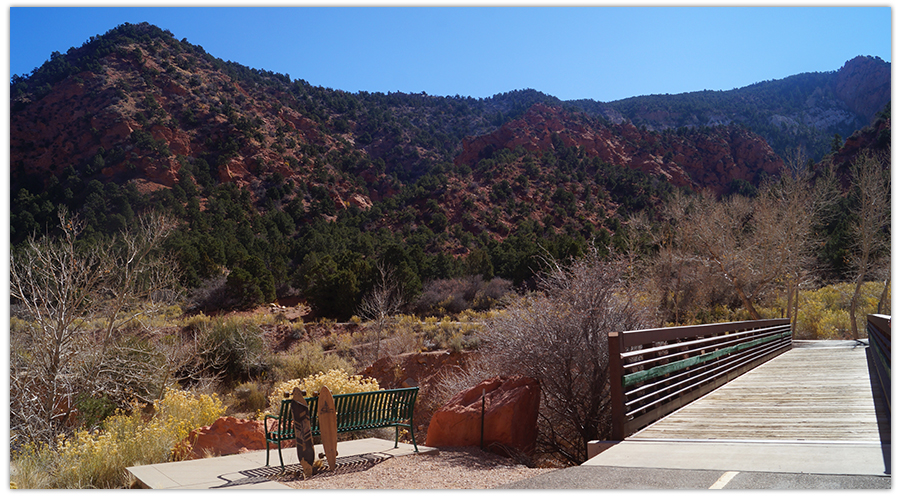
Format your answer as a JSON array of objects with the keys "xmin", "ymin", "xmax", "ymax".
[
  {"xmin": 8, "ymin": 22, "xmax": 890, "ymax": 317},
  {"xmin": 571, "ymin": 55, "xmax": 890, "ymax": 163}
]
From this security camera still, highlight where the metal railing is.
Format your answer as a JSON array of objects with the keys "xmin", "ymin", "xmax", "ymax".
[
  {"xmin": 866, "ymin": 314, "xmax": 891, "ymax": 412},
  {"xmin": 608, "ymin": 318, "xmax": 792, "ymax": 440}
]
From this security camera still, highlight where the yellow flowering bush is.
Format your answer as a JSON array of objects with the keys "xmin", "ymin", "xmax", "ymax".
[
  {"xmin": 795, "ymin": 281, "xmax": 889, "ymax": 339},
  {"xmin": 11, "ymin": 388, "xmax": 225, "ymax": 489},
  {"xmin": 268, "ymin": 368, "xmax": 380, "ymax": 410}
]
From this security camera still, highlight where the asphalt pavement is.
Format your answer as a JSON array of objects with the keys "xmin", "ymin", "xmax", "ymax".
[
  {"xmin": 499, "ymin": 466, "xmax": 891, "ymax": 489},
  {"xmin": 498, "ymin": 438, "xmax": 891, "ymax": 489}
]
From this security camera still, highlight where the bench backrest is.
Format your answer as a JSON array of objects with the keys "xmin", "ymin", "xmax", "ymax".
[
  {"xmin": 277, "ymin": 387, "xmax": 418, "ymax": 434},
  {"xmin": 274, "ymin": 395, "xmax": 295, "ymax": 436}
]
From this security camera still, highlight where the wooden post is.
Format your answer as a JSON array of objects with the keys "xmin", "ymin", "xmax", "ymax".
[
  {"xmin": 608, "ymin": 331, "xmax": 625, "ymax": 441},
  {"xmin": 480, "ymin": 388, "xmax": 485, "ymax": 450}
]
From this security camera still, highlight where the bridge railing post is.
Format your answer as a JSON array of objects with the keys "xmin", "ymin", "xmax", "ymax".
[
  {"xmin": 866, "ymin": 314, "xmax": 891, "ymax": 412},
  {"xmin": 608, "ymin": 331, "xmax": 625, "ymax": 441}
]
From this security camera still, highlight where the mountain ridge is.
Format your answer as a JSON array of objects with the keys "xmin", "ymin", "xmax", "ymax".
[
  {"xmin": 9, "ymin": 22, "xmax": 891, "ymax": 315},
  {"xmin": 570, "ymin": 55, "xmax": 889, "ymax": 161}
]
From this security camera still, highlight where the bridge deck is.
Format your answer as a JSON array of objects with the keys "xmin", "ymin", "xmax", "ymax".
[
  {"xmin": 630, "ymin": 341, "xmax": 890, "ymax": 443},
  {"xmin": 586, "ymin": 341, "xmax": 891, "ymax": 477}
]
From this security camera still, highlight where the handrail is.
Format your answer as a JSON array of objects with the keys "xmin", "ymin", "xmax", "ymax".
[
  {"xmin": 866, "ymin": 314, "xmax": 891, "ymax": 412},
  {"xmin": 609, "ymin": 318, "xmax": 791, "ymax": 440}
]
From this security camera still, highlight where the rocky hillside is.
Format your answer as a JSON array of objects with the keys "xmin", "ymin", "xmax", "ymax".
[
  {"xmin": 9, "ymin": 22, "xmax": 889, "ymax": 317},
  {"xmin": 573, "ymin": 55, "xmax": 890, "ymax": 162},
  {"xmin": 10, "ymin": 23, "xmax": 367, "ymax": 198},
  {"xmin": 455, "ymin": 103, "xmax": 782, "ymax": 192},
  {"xmin": 834, "ymin": 56, "xmax": 892, "ymax": 120}
]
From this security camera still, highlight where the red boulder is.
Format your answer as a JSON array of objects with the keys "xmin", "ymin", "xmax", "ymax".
[
  {"xmin": 178, "ymin": 416, "xmax": 267, "ymax": 460},
  {"xmin": 425, "ymin": 375, "xmax": 540, "ymax": 456}
]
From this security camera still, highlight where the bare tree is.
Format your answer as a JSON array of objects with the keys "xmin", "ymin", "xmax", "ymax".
[
  {"xmin": 847, "ymin": 152, "xmax": 891, "ymax": 339},
  {"xmin": 479, "ymin": 249, "xmax": 652, "ymax": 464},
  {"xmin": 356, "ymin": 262, "xmax": 404, "ymax": 362},
  {"xmin": 643, "ymin": 191, "xmax": 719, "ymax": 325},
  {"xmin": 95, "ymin": 213, "xmax": 180, "ymax": 350},
  {"xmin": 664, "ymin": 172, "xmax": 823, "ymax": 321},
  {"xmin": 10, "ymin": 209, "xmax": 108, "ymax": 443},
  {"xmin": 10, "ymin": 209, "xmax": 182, "ymax": 444}
]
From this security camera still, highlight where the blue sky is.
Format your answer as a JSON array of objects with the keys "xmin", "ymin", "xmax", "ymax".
[{"xmin": 7, "ymin": 4, "xmax": 892, "ymax": 103}]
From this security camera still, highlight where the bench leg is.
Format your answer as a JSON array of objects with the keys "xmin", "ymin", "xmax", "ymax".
[
  {"xmin": 408, "ymin": 424, "xmax": 418, "ymax": 453},
  {"xmin": 395, "ymin": 425, "xmax": 418, "ymax": 453}
]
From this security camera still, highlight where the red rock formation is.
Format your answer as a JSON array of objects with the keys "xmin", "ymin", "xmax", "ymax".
[
  {"xmin": 425, "ymin": 375, "xmax": 540, "ymax": 456},
  {"xmin": 362, "ymin": 350, "xmax": 471, "ymax": 441},
  {"xmin": 455, "ymin": 104, "xmax": 782, "ymax": 194},
  {"xmin": 177, "ymin": 416, "xmax": 267, "ymax": 460},
  {"xmin": 348, "ymin": 193, "xmax": 373, "ymax": 210},
  {"xmin": 363, "ymin": 351, "xmax": 471, "ymax": 392}
]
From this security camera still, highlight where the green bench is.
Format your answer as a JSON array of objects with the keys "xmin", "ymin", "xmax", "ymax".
[{"xmin": 264, "ymin": 387, "xmax": 419, "ymax": 471}]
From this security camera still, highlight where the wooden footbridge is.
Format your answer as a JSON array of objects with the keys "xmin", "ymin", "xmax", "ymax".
[{"xmin": 588, "ymin": 315, "xmax": 891, "ymax": 480}]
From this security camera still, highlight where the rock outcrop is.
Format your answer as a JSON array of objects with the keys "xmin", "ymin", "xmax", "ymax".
[
  {"xmin": 362, "ymin": 350, "xmax": 471, "ymax": 441},
  {"xmin": 834, "ymin": 56, "xmax": 892, "ymax": 121},
  {"xmin": 177, "ymin": 416, "xmax": 267, "ymax": 460},
  {"xmin": 425, "ymin": 375, "xmax": 540, "ymax": 456}
]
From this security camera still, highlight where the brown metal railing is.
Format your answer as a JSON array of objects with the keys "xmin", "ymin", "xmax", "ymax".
[
  {"xmin": 608, "ymin": 319, "xmax": 792, "ymax": 440},
  {"xmin": 866, "ymin": 314, "xmax": 891, "ymax": 412}
]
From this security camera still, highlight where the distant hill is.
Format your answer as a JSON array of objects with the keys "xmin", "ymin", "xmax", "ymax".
[
  {"xmin": 9, "ymin": 22, "xmax": 890, "ymax": 316},
  {"xmin": 571, "ymin": 55, "xmax": 890, "ymax": 163}
]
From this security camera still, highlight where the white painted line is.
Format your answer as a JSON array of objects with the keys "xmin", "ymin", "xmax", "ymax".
[{"xmin": 709, "ymin": 471, "xmax": 739, "ymax": 489}]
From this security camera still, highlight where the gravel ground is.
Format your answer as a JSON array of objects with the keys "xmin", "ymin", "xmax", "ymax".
[{"xmin": 277, "ymin": 447, "xmax": 553, "ymax": 489}]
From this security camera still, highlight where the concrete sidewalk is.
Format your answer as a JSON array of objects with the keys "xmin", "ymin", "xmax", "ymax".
[{"xmin": 126, "ymin": 438, "xmax": 436, "ymax": 489}]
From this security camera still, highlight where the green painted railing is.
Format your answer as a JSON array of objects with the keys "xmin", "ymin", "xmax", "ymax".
[{"xmin": 609, "ymin": 319, "xmax": 791, "ymax": 440}]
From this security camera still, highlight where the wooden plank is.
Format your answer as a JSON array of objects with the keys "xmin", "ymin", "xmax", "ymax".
[
  {"xmin": 624, "ymin": 340, "xmax": 791, "ymax": 418},
  {"xmin": 622, "ymin": 324, "xmax": 791, "ymax": 367},
  {"xmin": 623, "ymin": 338, "xmax": 790, "ymax": 401},
  {"xmin": 622, "ymin": 325, "xmax": 790, "ymax": 369}
]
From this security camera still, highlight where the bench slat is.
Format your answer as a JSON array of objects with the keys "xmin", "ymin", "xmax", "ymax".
[{"xmin": 264, "ymin": 387, "xmax": 419, "ymax": 471}]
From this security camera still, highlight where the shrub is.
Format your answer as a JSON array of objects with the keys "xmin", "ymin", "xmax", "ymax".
[
  {"xmin": 225, "ymin": 267, "xmax": 266, "ymax": 308},
  {"xmin": 186, "ymin": 314, "xmax": 266, "ymax": 381},
  {"xmin": 73, "ymin": 394, "xmax": 117, "ymax": 430},
  {"xmin": 232, "ymin": 382, "xmax": 269, "ymax": 412},
  {"xmin": 476, "ymin": 249, "xmax": 652, "ymax": 464},
  {"xmin": 419, "ymin": 316, "xmax": 483, "ymax": 352},
  {"xmin": 11, "ymin": 389, "xmax": 225, "ymax": 489},
  {"xmin": 268, "ymin": 368, "xmax": 379, "ymax": 410},
  {"xmin": 268, "ymin": 341, "xmax": 355, "ymax": 383},
  {"xmin": 794, "ymin": 281, "xmax": 889, "ymax": 340},
  {"xmin": 415, "ymin": 275, "xmax": 513, "ymax": 315}
]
